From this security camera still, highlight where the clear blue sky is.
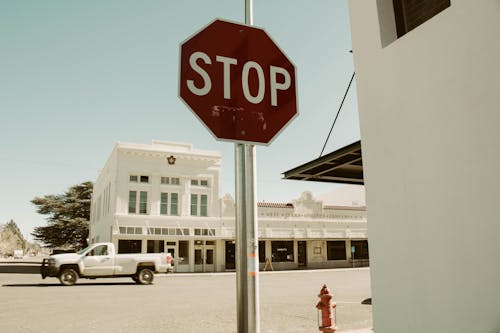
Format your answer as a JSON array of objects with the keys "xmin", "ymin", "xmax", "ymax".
[{"xmin": 0, "ymin": 0, "xmax": 360, "ymax": 240}]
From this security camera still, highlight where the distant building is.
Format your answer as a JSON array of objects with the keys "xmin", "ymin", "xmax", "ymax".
[{"xmin": 89, "ymin": 140, "xmax": 367, "ymax": 272}]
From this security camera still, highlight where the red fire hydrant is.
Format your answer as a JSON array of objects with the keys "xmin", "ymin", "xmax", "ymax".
[{"xmin": 316, "ymin": 284, "xmax": 337, "ymax": 333}]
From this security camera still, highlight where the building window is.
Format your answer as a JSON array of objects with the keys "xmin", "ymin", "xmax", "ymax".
[
  {"xmin": 171, "ymin": 177, "xmax": 180, "ymax": 185},
  {"xmin": 128, "ymin": 191, "xmax": 137, "ymax": 214},
  {"xmin": 393, "ymin": 0, "xmax": 450, "ymax": 37},
  {"xmin": 170, "ymin": 193, "xmax": 178, "ymax": 215},
  {"xmin": 191, "ymin": 194, "xmax": 208, "ymax": 217},
  {"xmin": 191, "ymin": 194, "xmax": 197, "ymax": 216},
  {"xmin": 351, "ymin": 240, "xmax": 369, "ymax": 259},
  {"xmin": 140, "ymin": 175, "xmax": 149, "ymax": 183},
  {"xmin": 139, "ymin": 191, "xmax": 148, "ymax": 214},
  {"xmin": 119, "ymin": 226, "xmax": 143, "ymax": 235},
  {"xmin": 200, "ymin": 195, "xmax": 208, "ymax": 216},
  {"xmin": 259, "ymin": 240, "xmax": 265, "ymax": 263},
  {"xmin": 161, "ymin": 177, "xmax": 169, "ymax": 185},
  {"xmin": 271, "ymin": 241, "xmax": 294, "ymax": 262},
  {"xmin": 327, "ymin": 241, "xmax": 347, "ymax": 260},
  {"xmin": 191, "ymin": 179, "xmax": 209, "ymax": 187},
  {"xmin": 130, "ymin": 175, "xmax": 138, "ymax": 182},
  {"xmin": 160, "ymin": 192, "xmax": 168, "ymax": 215},
  {"xmin": 118, "ymin": 240, "xmax": 142, "ymax": 254},
  {"xmin": 147, "ymin": 240, "xmax": 165, "ymax": 253},
  {"xmin": 194, "ymin": 228, "xmax": 215, "ymax": 236},
  {"xmin": 160, "ymin": 192, "xmax": 179, "ymax": 216},
  {"xmin": 179, "ymin": 241, "xmax": 189, "ymax": 264}
]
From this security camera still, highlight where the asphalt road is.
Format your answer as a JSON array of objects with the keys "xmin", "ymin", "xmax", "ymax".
[{"xmin": 0, "ymin": 268, "xmax": 372, "ymax": 333}]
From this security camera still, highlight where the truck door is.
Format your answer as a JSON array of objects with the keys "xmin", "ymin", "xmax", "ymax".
[{"xmin": 81, "ymin": 244, "xmax": 114, "ymax": 276}]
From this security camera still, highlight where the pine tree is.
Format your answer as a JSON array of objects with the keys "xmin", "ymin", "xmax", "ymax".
[
  {"xmin": 0, "ymin": 220, "xmax": 26, "ymax": 256},
  {"xmin": 31, "ymin": 181, "xmax": 93, "ymax": 249}
]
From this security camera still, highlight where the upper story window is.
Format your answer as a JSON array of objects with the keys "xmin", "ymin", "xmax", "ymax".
[
  {"xmin": 393, "ymin": 0, "xmax": 450, "ymax": 37},
  {"xmin": 128, "ymin": 190, "xmax": 148, "ymax": 214},
  {"xmin": 130, "ymin": 174, "xmax": 149, "ymax": 184},
  {"xmin": 161, "ymin": 176, "xmax": 180, "ymax": 185},
  {"xmin": 191, "ymin": 179, "xmax": 208, "ymax": 186},
  {"xmin": 191, "ymin": 194, "xmax": 208, "ymax": 217},
  {"xmin": 160, "ymin": 192, "xmax": 179, "ymax": 216}
]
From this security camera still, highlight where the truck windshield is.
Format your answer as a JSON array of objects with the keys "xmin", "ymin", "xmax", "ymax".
[{"xmin": 77, "ymin": 246, "xmax": 92, "ymax": 255}]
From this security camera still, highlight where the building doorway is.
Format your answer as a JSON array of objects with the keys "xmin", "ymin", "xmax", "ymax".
[
  {"xmin": 194, "ymin": 240, "xmax": 215, "ymax": 272},
  {"xmin": 165, "ymin": 241, "xmax": 176, "ymax": 269},
  {"xmin": 225, "ymin": 241, "xmax": 235, "ymax": 270},
  {"xmin": 298, "ymin": 241, "xmax": 307, "ymax": 267}
]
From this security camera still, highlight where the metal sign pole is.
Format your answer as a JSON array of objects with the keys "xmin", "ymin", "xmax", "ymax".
[
  {"xmin": 235, "ymin": 3, "xmax": 260, "ymax": 332},
  {"xmin": 235, "ymin": 143, "xmax": 259, "ymax": 333}
]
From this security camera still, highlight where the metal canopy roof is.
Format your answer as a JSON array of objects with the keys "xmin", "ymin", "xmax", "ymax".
[{"xmin": 282, "ymin": 140, "xmax": 364, "ymax": 185}]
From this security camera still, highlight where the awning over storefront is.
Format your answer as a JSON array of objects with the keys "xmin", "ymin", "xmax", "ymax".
[{"xmin": 282, "ymin": 140, "xmax": 363, "ymax": 185}]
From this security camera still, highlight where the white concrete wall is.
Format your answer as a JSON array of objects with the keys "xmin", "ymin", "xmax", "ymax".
[{"xmin": 348, "ymin": 1, "xmax": 500, "ymax": 332}]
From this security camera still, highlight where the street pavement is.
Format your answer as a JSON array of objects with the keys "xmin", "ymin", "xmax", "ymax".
[{"xmin": 0, "ymin": 267, "xmax": 372, "ymax": 332}]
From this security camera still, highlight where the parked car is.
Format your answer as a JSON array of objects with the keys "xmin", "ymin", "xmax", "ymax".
[{"xmin": 41, "ymin": 242, "xmax": 172, "ymax": 286}]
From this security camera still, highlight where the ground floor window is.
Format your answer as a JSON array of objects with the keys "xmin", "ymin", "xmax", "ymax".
[
  {"xmin": 271, "ymin": 241, "xmax": 294, "ymax": 262},
  {"xmin": 178, "ymin": 240, "xmax": 189, "ymax": 264},
  {"xmin": 118, "ymin": 240, "xmax": 142, "ymax": 254},
  {"xmin": 327, "ymin": 241, "xmax": 346, "ymax": 260},
  {"xmin": 351, "ymin": 240, "xmax": 369, "ymax": 259},
  {"xmin": 259, "ymin": 240, "xmax": 265, "ymax": 263},
  {"xmin": 147, "ymin": 240, "xmax": 165, "ymax": 253}
]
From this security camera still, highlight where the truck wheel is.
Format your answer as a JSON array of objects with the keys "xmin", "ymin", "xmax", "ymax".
[
  {"xmin": 59, "ymin": 268, "xmax": 78, "ymax": 286},
  {"xmin": 136, "ymin": 268, "xmax": 154, "ymax": 285}
]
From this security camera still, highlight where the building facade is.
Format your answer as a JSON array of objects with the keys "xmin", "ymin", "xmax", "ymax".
[{"xmin": 89, "ymin": 140, "xmax": 367, "ymax": 272}]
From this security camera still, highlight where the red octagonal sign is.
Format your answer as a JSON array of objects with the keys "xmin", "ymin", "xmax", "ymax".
[{"xmin": 179, "ymin": 19, "xmax": 297, "ymax": 145}]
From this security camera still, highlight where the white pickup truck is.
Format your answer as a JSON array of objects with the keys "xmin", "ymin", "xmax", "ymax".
[{"xmin": 41, "ymin": 242, "xmax": 172, "ymax": 286}]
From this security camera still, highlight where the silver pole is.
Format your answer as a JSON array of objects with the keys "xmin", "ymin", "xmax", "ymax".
[
  {"xmin": 235, "ymin": 4, "xmax": 259, "ymax": 332},
  {"xmin": 235, "ymin": 143, "xmax": 260, "ymax": 333},
  {"xmin": 245, "ymin": 0, "xmax": 253, "ymax": 25}
]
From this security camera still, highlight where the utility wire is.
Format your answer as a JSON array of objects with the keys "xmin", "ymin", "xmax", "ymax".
[{"xmin": 319, "ymin": 71, "xmax": 356, "ymax": 157}]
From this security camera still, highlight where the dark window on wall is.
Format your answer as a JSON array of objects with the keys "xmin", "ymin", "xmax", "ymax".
[
  {"xmin": 179, "ymin": 240, "xmax": 189, "ymax": 264},
  {"xmin": 393, "ymin": 0, "xmax": 450, "ymax": 37},
  {"xmin": 118, "ymin": 240, "xmax": 142, "ymax": 254},
  {"xmin": 259, "ymin": 241, "xmax": 265, "ymax": 263},
  {"xmin": 147, "ymin": 240, "xmax": 164, "ymax": 253},
  {"xmin": 271, "ymin": 241, "xmax": 294, "ymax": 262},
  {"xmin": 351, "ymin": 240, "xmax": 370, "ymax": 259},
  {"xmin": 327, "ymin": 241, "xmax": 347, "ymax": 260}
]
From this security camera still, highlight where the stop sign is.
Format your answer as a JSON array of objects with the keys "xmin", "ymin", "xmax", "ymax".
[{"xmin": 179, "ymin": 19, "xmax": 297, "ymax": 145}]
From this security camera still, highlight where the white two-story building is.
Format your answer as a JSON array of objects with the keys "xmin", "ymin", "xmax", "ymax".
[{"xmin": 89, "ymin": 140, "xmax": 367, "ymax": 272}]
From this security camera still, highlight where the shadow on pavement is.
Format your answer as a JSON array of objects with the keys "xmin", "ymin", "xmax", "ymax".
[{"xmin": 0, "ymin": 265, "xmax": 40, "ymax": 274}]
